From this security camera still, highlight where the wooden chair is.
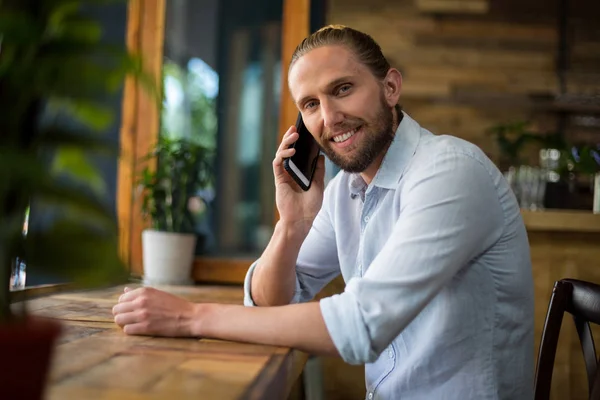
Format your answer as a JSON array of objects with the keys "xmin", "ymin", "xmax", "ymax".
[{"xmin": 535, "ymin": 279, "xmax": 600, "ymax": 400}]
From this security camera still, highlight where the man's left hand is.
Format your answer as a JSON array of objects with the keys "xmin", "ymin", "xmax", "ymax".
[{"xmin": 112, "ymin": 287, "xmax": 199, "ymax": 337}]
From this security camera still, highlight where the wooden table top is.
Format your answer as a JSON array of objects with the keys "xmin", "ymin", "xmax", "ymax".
[{"xmin": 26, "ymin": 284, "xmax": 308, "ymax": 400}]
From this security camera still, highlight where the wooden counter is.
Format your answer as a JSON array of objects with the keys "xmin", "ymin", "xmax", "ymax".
[
  {"xmin": 26, "ymin": 284, "xmax": 307, "ymax": 400},
  {"xmin": 522, "ymin": 209, "xmax": 600, "ymax": 233}
]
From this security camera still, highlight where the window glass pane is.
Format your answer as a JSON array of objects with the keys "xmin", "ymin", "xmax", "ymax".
[{"xmin": 162, "ymin": 0, "xmax": 282, "ymax": 257}]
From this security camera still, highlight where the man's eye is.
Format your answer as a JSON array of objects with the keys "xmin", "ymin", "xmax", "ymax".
[
  {"xmin": 338, "ymin": 85, "xmax": 351, "ymax": 94},
  {"xmin": 305, "ymin": 101, "xmax": 318, "ymax": 110}
]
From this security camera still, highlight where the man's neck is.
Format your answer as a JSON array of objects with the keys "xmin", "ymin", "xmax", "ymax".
[{"xmin": 359, "ymin": 107, "xmax": 402, "ymax": 185}]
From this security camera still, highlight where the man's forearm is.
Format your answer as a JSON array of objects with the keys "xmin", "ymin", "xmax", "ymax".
[
  {"xmin": 251, "ymin": 220, "xmax": 310, "ymax": 306},
  {"xmin": 195, "ymin": 301, "xmax": 339, "ymax": 357}
]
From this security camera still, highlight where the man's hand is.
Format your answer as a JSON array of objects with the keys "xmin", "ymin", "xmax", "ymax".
[
  {"xmin": 112, "ymin": 287, "xmax": 199, "ymax": 337},
  {"xmin": 273, "ymin": 125, "xmax": 326, "ymax": 232}
]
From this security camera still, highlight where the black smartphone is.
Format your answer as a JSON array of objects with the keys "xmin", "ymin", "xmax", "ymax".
[{"xmin": 283, "ymin": 112, "xmax": 320, "ymax": 191}]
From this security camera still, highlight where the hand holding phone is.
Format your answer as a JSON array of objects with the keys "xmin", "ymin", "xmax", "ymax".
[
  {"xmin": 272, "ymin": 113, "xmax": 325, "ymax": 230},
  {"xmin": 283, "ymin": 113, "xmax": 320, "ymax": 191}
]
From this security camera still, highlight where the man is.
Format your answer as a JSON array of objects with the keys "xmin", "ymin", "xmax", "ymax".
[{"xmin": 114, "ymin": 25, "xmax": 534, "ymax": 399}]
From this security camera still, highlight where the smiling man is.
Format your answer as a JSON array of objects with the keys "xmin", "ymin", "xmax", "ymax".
[{"xmin": 114, "ymin": 25, "xmax": 534, "ymax": 399}]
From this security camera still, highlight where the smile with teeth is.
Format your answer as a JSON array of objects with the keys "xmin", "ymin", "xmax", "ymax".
[{"xmin": 332, "ymin": 127, "xmax": 358, "ymax": 143}]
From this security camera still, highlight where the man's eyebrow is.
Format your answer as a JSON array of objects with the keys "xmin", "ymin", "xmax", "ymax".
[{"xmin": 295, "ymin": 76, "xmax": 355, "ymax": 107}]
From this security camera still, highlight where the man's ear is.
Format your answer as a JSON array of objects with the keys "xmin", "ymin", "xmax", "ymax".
[{"xmin": 383, "ymin": 68, "xmax": 402, "ymax": 107}]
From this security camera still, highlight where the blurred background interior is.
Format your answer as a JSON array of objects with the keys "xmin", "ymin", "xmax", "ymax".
[
  {"xmin": 159, "ymin": 0, "xmax": 600, "ymax": 259},
  {"xmin": 25, "ymin": 0, "xmax": 600, "ymax": 398}
]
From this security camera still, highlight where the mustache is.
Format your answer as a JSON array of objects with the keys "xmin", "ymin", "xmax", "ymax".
[{"xmin": 323, "ymin": 119, "xmax": 365, "ymax": 140}]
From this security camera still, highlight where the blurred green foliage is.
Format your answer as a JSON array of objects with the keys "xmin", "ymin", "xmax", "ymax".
[
  {"xmin": 0, "ymin": 0, "xmax": 154, "ymax": 321},
  {"xmin": 138, "ymin": 135, "xmax": 214, "ymax": 234}
]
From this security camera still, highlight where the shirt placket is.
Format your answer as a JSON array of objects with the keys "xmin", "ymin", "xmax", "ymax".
[{"xmin": 358, "ymin": 187, "xmax": 376, "ymax": 276}]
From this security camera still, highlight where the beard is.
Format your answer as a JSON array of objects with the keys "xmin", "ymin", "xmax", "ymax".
[{"xmin": 319, "ymin": 95, "xmax": 396, "ymax": 174}]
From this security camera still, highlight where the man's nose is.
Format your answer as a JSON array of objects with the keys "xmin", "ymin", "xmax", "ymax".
[{"xmin": 321, "ymin": 100, "xmax": 343, "ymax": 129}]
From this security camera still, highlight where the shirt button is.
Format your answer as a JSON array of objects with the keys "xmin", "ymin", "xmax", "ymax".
[
  {"xmin": 388, "ymin": 349, "xmax": 394, "ymax": 358},
  {"xmin": 368, "ymin": 393, "xmax": 373, "ymax": 400},
  {"xmin": 364, "ymin": 216, "xmax": 370, "ymax": 223}
]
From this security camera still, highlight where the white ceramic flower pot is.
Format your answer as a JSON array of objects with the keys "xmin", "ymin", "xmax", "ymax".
[{"xmin": 142, "ymin": 230, "xmax": 196, "ymax": 285}]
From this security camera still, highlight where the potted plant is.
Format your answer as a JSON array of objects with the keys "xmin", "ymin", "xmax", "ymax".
[
  {"xmin": 486, "ymin": 120, "xmax": 540, "ymax": 172},
  {"xmin": 0, "ymin": 0, "xmax": 151, "ymax": 398},
  {"xmin": 138, "ymin": 134, "xmax": 214, "ymax": 285}
]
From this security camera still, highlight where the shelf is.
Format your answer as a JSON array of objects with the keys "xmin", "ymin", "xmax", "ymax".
[
  {"xmin": 537, "ymin": 102, "xmax": 600, "ymax": 115},
  {"xmin": 522, "ymin": 209, "xmax": 600, "ymax": 233},
  {"xmin": 415, "ymin": 0, "xmax": 489, "ymax": 14}
]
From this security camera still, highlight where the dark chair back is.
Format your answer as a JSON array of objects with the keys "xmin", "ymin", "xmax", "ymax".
[{"xmin": 535, "ymin": 279, "xmax": 600, "ymax": 400}]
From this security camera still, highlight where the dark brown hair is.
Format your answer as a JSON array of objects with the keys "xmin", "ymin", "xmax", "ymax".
[
  {"xmin": 290, "ymin": 25, "xmax": 391, "ymax": 80},
  {"xmin": 290, "ymin": 25, "xmax": 402, "ymax": 117}
]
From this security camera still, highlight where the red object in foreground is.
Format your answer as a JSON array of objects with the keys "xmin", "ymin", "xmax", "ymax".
[{"xmin": 0, "ymin": 317, "xmax": 62, "ymax": 400}]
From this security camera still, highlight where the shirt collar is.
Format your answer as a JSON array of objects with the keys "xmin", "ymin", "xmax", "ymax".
[{"xmin": 348, "ymin": 111, "xmax": 421, "ymax": 196}]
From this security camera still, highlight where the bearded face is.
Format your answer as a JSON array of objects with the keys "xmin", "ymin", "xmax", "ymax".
[
  {"xmin": 289, "ymin": 45, "xmax": 401, "ymax": 175},
  {"xmin": 316, "ymin": 91, "xmax": 395, "ymax": 173}
]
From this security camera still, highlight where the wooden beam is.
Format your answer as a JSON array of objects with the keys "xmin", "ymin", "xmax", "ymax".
[
  {"xmin": 117, "ymin": 0, "xmax": 141, "ymax": 268},
  {"xmin": 118, "ymin": 0, "xmax": 166, "ymax": 276},
  {"xmin": 274, "ymin": 0, "xmax": 311, "ymax": 223}
]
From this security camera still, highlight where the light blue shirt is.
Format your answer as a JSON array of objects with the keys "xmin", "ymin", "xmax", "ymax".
[{"xmin": 244, "ymin": 113, "xmax": 534, "ymax": 399}]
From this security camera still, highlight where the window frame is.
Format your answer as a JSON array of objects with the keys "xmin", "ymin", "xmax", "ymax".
[{"xmin": 117, "ymin": 0, "xmax": 311, "ymax": 283}]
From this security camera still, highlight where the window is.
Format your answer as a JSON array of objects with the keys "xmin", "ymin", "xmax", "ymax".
[
  {"xmin": 119, "ymin": 0, "xmax": 312, "ymax": 282},
  {"xmin": 161, "ymin": 0, "xmax": 283, "ymax": 257}
]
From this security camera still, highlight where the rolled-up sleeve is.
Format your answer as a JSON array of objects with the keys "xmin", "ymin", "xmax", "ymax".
[
  {"xmin": 243, "ymin": 260, "xmax": 305, "ymax": 306},
  {"xmin": 243, "ymin": 182, "xmax": 341, "ymax": 307},
  {"xmin": 319, "ymin": 151, "xmax": 505, "ymax": 364}
]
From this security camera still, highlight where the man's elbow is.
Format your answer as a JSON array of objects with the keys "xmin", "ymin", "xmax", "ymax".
[{"xmin": 336, "ymin": 341, "xmax": 383, "ymax": 365}]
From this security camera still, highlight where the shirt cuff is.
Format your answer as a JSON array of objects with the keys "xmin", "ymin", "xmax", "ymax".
[
  {"xmin": 319, "ymin": 284, "xmax": 378, "ymax": 364},
  {"xmin": 243, "ymin": 261, "xmax": 259, "ymax": 306},
  {"xmin": 243, "ymin": 260, "xmax": 305, "ymax": 307}
]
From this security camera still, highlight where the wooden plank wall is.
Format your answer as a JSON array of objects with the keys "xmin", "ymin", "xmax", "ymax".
[{"xmin": 326, "ymin": 0, "xmax": 600, "ymax": 165}]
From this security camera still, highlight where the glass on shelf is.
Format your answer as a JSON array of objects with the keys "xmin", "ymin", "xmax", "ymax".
[
  {"xmin": 10, "ymin": 258, "xmax": 26, "ymax": 291},
  {"xmin": 9, "ymin": 205, "xmax": 28, "ymax": 291},
  {"xmin": 504, "ymin": 165, "xmax": 548, "ymax": 211}
]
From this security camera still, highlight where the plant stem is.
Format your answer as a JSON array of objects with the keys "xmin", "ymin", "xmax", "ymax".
[
  {"xmin": 165, "ymin": 177, "xmax": 173, "ymax": 232},
  {"xmin": 176, "ymin": 170, "xmax": 187, "ymax": 232}
]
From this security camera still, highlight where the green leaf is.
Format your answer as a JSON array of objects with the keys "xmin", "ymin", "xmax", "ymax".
[
  {"xmin": 47, "ymin": 1, "xmax": 82, "ymax": 33},
  {"xmin": 60, "ymin": 17, "xmax": 102, "ymax": 43},
  {"xmin": 47, "ymin": 98, "xmax": 114, "ymax": 131},
  {"xmin": 25, "ymin": 219, "xmax": 128, "ymax": 288},
  {"xmin": 119, "ymin": 53, "xmax": 161, "ymax": 106},
  {"xmin": 41, "ymin": 127, "xmax": 118, "ymax": 155},
  {"xmin": 0, "ymin": 11, "xmax": 43, "ymax": 44},
  {"xmin": 40, "ymin": 40, "xmax": 121, "ymax": 58},
  {"xmin": 0, "ymin": 43, "xmax": 17, "ymax": 77},
  {"xmin": 37, "ymin": 180, "xmax": 115, "ymax": 227},
  {"xmin": 25, "ymin": 57, "xmax": 121, "ymax": 98},
  {"xmin": 51, "ymin": 147, "xmax": 106, "ymax": 194},
  {"xmin": 0, "ymin": 150, "xmax": 47, "ymax": 188}
]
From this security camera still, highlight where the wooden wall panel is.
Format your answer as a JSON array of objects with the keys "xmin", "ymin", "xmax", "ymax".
[{"xmin": 327, "ymin": 0, "xmax": 600, "ymax": 164}]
